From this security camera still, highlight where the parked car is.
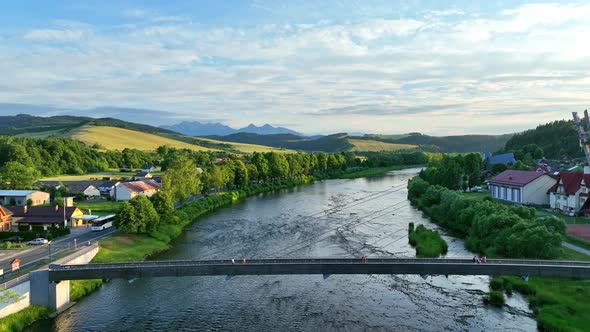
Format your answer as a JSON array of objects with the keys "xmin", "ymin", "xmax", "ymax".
[
  {"xmin": 28, "ymin": 238, "xmax": 49, "ymax": 245},
  {"xmin": 6, "ymin": 236, "xmax": 23, "ymax": 243}
]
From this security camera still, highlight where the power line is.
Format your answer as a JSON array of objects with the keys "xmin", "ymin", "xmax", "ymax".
[{"xmin": 196, "ymin": 183, "xmax": 409, "ymax": 259}]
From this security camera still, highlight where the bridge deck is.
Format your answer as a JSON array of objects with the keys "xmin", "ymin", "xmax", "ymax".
[{"xmin": 48, "ymin": 258, "xmax": 590, "ymax": 281}]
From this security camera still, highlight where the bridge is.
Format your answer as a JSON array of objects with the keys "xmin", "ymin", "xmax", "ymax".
[{"xmin": 48, "ymin": 257, "xmax": 590, "ymax": 281}]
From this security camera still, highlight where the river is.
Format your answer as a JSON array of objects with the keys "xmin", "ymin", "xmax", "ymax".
[{"xmin": 28, "ymin": 169, "xmax": 536, "ymax": 331}]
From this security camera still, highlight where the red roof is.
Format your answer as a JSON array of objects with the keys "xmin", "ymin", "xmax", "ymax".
[
  {"xmin": 121, "ymin": 180, "xmax": 161, "ymax": 193},
  {"xmin": 548, "ymin": 172, "xmax": 584, "ymax": 195},
  {"xmin": 489, "ymin": 170, "xmax": 549, "ymax": 187}
]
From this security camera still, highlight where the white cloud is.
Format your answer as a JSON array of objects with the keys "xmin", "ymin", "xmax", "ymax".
[{"xmin": 23, "ymin": 28, "xmax": 85, "ymax": 42}]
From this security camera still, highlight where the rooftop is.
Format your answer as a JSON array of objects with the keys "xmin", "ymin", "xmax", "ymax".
[
  {"xmin": 489, "ymin": 170, "xmax": 549, "ymax": 187},
  {"xmin": 0, "ymin": 190, "xmax": 39, "ymax": 196}
]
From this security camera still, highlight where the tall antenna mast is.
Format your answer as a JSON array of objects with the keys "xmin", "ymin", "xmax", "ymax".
[{"xmin": 573, "ymin": 110, "xmax": 590, "ymax": 171}]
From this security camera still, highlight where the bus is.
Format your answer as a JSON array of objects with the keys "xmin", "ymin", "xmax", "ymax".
[{"xmin": 91, "ymin": 214, "xmax": 115, "ymax": 231}]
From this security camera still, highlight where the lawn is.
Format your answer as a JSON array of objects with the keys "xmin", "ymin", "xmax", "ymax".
[
  {"xmin": 457, "ymin": 191, "xmax": 490, "ymax": 201},
  {"xmin": 92, "ymin": 233, "xmax": 170, "ymax": 263},
  {"xmin": 536, "ymin": 208, "xmax": 590, "ymax": 224},
  {"xmin": 76, "ymin": 200, "xmax": 122, "ymax": 216},
  {"xmin": 71, "ymin": 125, "xmax": 214, "ymax": 152},
  {"xmin": 348, "ymin": 139, "xmax": 417, "ymax": 152}
]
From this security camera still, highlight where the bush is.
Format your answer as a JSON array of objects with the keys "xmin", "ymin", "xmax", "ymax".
[
  {"xmin": 3, "ymin": 241, "xmax": 11, "ymax": 249},
  {"xmin": 408, "ymin": 224, "xmax": 448, "ymax": 257},
  {"xmin": 484, "ymin": 291, "xmax": 505, "ymax": 307}
]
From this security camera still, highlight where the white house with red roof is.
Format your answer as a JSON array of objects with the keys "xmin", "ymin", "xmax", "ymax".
[
  {"xmin": 114, "ymin": 180, "xmax": 161, "ymax": 201},
  {"xmin": 488, "ymin": 170, "xmax": 557, "ymax": 205},
  {"xmin": 547, "ymin": 172, "xmax": 590, "ymax": 214}
]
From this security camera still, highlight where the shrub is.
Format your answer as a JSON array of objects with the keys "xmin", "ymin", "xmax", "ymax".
[{"xmin": 484, "ymin": 291, "xmax": 505, "ymax": 307}]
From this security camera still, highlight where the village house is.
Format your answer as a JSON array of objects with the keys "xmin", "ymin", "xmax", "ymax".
[
  {"xmin": 141, "ymin": 163, "xmax": 156, "ymax": 173},
  {"xmin": 0, "ymin": 190, "xmax": 50, "ymax": 206},
  {"xmin": 488, "ymin": 170, "xmax": 557, "ymax": 205},
  {"xmin": 67, "ymin": 184, "xmax": 101, "ymax": 199},
  {"xmin": 113, "ymin": 180, "xmax": 161, "ymax": 201},
  {"xmin": 483, "ymin": 148, "xmax": 516, "ymax": 166},
  {"xmin": 0, "ymin": 205, "xmax": 13, "ymax": 231},
  {"xmin": 547, "ymin": 172, "xmax": 590, "ymax": 215},
  {"xmin": 133, "ymin": 172, "xmax": 153, "ymax": 181},
  {"xmin": 10, "ymin": 205, "xmax": 86, "ymax": 230},
  {"xmin": 97, "ymin": 181, "xmax": 121, "ymax": 197}
]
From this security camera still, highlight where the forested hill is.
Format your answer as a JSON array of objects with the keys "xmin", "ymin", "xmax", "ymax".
[
  {"xmin": 502, "ymin": 120, "xmax": 582, "ymax": 158},
  {"xmin": 0, "ymin": 114, "xmax": 177, "ymax": 136},
  {"xmin": 390, "ymin": 133, "xmax": 512, "ymax": 153}
]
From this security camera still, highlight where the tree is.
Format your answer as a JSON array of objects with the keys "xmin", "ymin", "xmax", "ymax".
[
  {"xmin": 0, "ymin": 161, "xmax": 40, "ymax": 189},
  {"xmin": 267, "ymin": 152, "xmax": 289, "ymax": 181},
  {"xmin": 232, "ymin": 160, "xmax": 249, "ymax": 188},
  {"xmin": 114, "ymin": 201, "xmax": 140, "ymax": 233},
  {"xmin": 162, "ymin": 157, "xmax": 202, "ymax": 202},
  {"xmin": 150, "ymin": 191, "xmax": 174, "ymax": 216},
  {"xmin": 130, "ymin": 195, "xmax": 160, "ymax": 233},
  {"xmin": 491, "ymin": 163, "xmax": 507, "ymax": 175},
  {"xmin": 251, "ymin": 153, "xmax": 269, "ymax": 182}
]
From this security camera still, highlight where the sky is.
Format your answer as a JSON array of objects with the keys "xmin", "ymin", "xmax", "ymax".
[{"xmin": 1, "ymin": 0, "xmax": 590, "ymax": 135}]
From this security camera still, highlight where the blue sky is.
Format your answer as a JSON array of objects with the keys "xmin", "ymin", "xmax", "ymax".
[{"xmin": 1, "ymin": 1, "xmax": 589, "ymax": 135}]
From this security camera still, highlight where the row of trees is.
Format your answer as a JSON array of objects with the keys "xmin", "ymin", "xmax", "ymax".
[
  {"xmin": 418, "ymin": 153, "xmax": 483, "ymax": 190},
  {"xmin": 408, "ymin": 177, "xmax": 566, "ymax": 258}
]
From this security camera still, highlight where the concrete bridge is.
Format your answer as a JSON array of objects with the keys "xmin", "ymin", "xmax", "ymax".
[{"xmin": 48, "ymin": 258, "xmax": 590, "ymax": 281}]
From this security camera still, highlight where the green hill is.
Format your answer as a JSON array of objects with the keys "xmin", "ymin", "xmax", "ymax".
[
  {"xmin": 389, "ymin": 133, "xmax": 512, "ymax": 153},
  {"xmin": 502, "ymin": 120, "xmax": 582, "ymax": 158},
  {"xmin": 0, "ymin": 114, "xmax": 289, "ymax": 154}
]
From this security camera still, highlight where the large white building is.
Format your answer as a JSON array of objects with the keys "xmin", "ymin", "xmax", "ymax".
[
  {"xmin": 0, "ymin": 190, "xmax": 50, "ymax": 206},
  {"xmin": 114, "ymin": 180, "xmax": 161, "ymax": 201},
  {"xmin": 488, "ymin": 170, "xmax": 557, "ymax": 205}
]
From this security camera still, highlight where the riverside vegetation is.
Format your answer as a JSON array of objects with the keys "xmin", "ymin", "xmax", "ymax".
[
  {"xmin": 407, "ymin": 154, "xmax": 588, "ymax": 332},
  {"xmin": 408, "ymin": 223, "xmax": 448, "ymax": 257}
]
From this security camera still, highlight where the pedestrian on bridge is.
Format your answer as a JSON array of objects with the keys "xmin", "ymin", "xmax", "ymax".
[
  {"xmin": 232, "ymin": 258, "xmax": 235, "ymax": 264},
  {"xmin": 242, "ymin": 258, "xmax": 246, "ymax": 264}
]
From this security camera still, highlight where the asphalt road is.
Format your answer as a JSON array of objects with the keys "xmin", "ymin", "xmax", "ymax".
[{"xmin": 0, "ymin": 227, "xmax": 116, "ymax": 280}]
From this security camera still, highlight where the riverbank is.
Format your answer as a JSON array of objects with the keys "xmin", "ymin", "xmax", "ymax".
[
  {"xmin": 407, "ymin": 175, "xmax": 590, "ymax": 332},
  {"xmin": 0, "ymin": 306, "xmax": 52, "ymax": 332}
]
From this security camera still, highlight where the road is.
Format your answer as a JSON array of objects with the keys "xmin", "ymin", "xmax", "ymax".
[{"xmin": 0, "ymin": 227, "xmax": 116, "ymax": 279}]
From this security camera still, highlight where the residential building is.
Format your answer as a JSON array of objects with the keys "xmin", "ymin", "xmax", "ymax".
[
  {"xmin": 67, "ymin": 184, "xmax": 101, "ymax": 198},
  {"xmin": 0, "ymin": 205, "xmax": 13, "ymax": 231},
  {"xmin": 547, "ymin": 172, "xmax": 590, "ymax": 214},
  {"xmin": 488, "ymin": 170, "xmax": 557, "ymax": 205},
  {"xmin": 141, "ymin": 164, "xmax": 156, "ymax": 172},
  {"xmin": 97, "ymin": 181, "xmax": 121, "ymax": 197},
  {"xmin": 133, "ymin": 172, "xmax": 153, "ymax": 181},
  {"xmin": 0, "ymin": 190, "xmax": 50, "ymax": 206},
  {"xmin": 10, "ymin": 206, "xmax": 86, "ymax": 230},
  {"xmin": 114, "ymin": 180, "xmax": 161, "ymax": 201}
]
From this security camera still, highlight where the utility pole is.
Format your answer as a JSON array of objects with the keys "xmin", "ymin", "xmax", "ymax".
[{"xmin": 572, "ymin": 110, "xmax": 590, "ymax": 172}]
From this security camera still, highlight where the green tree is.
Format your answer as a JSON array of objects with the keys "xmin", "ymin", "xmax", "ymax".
[
  {"xmin": 114, "ymin": 201, "xmax": 140, "ymax": 233},
  {"xmin": 232, "ymin": 160, "xmax": 249, "ymax": 188},
  {"xmin": 130, "ymin": 195, "xmax": 160, "ymax": 233},
  {"xmin": 267, "ymin": 152, "xmax": 289, "ymax": 181},
  {"xmin": 162, "ymin": 157, "xmax": 202, "ymax": 202},
  {"xmin": 150, "ymin": 191, "xmax": 174, "ymax": 216},
  {"xmin": 0, "ymin": 161, "xmax": 40, "ymax": 189},
  {"xmin": 251, "ymin": 153, "xmax": 269, "ymax": 181}
]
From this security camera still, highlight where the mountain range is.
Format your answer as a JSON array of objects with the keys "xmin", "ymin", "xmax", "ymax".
[{"xmin": 160, "ymin": 121, "xmax": 302, "ymax": 136}]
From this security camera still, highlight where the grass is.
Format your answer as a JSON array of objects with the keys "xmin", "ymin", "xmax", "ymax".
[
  {"xmin": 457, "ymin": 191, "xmax": 490, "ymax": 201},
  {"xmin": 408, "ymin": 223, "xmax": 448, "ymax": 257},
  {"xmin": 192, "ymin": 137, "xmax": 295, "ymax": 154},
  {"xmin": 39, "ymin": 169, "xmax": 163, "ymax": 182},
  {"xmin": 92, "ymin": 233, "xmax": 171, "ymax": 263},
  {"xmin": 564, "ymin": 235, "xmax": 590, "ymax": 252},
  {"xmin": 0, "ymin": 305, "xmax": 53, "ymax": 332},
  {"xmin": 536, "ymin": 208, "xmax": 590, "ymax": 225},
  {"xmin": 76, "ymin": 201, "xmax": 122, "ymax": 216},
  {"xmin": 71, "ymin": 125, "xmax": 215, "ymax": 152},
  {"xmin": 70, "ymin": 279, "xmax": 103, "ymax": 302},
  {"xmin": 347, "ymin": 139, "xmax": 417, "ymax": 152},
  {"xmin": 339, "ymin": 165, "xmax": 423, "ymax": 179}
]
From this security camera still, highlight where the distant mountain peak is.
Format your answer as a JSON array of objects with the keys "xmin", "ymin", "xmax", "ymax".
[{"xmin": 161, "ymin": 121, "xmax": 302, "ymax": 137}]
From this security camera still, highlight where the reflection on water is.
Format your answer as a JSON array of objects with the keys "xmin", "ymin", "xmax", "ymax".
[{"xmin": 28, "ymin": 169, "xmax": 535, "ymax": 331}]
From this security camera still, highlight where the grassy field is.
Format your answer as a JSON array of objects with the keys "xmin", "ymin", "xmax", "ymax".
[
  {"xmin": 76, "ymin": 200, "xmax": 122, "ymax": 216},
  {"xmin": 348, "ymin": 139, "xmax": 416, "ymax": 152},
  {"xmin": 93, "ymin": 233, "xmax": 171, "ymax": 263},
  {"xmin": 39, "ymin": 170, "xmax": 161, "ymax": 182},
  {"xmin": 71, "ymin": 125, "xmax": 215, "ymax": 152},
  {"xmin": 194, "ymin": 137, "xmax": 295, "ymax": 153}
]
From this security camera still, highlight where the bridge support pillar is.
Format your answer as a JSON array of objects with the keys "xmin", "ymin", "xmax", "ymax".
[{"xmin": 30, "ymin": 270, "xmax": 70, "ymax": 310}]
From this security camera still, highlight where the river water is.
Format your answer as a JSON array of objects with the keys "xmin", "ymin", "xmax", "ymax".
[{"xmin": 28, "ymin": 169, "xmax": 536, "ymax": 331}]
